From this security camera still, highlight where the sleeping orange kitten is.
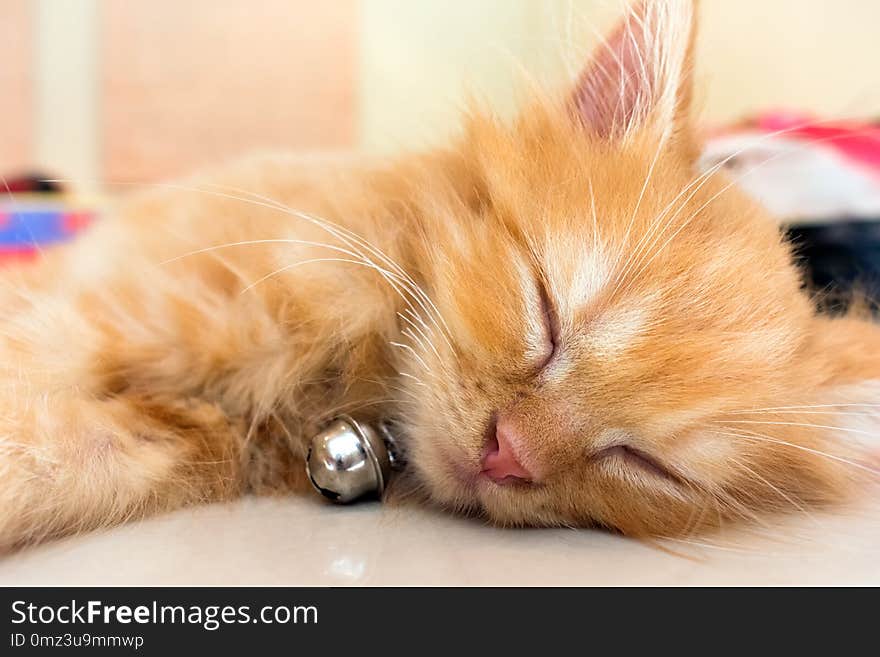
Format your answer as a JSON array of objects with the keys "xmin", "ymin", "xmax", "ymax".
[{"xmin": 1, "ymin": 0, "xmax": 878, "ymax": 549}]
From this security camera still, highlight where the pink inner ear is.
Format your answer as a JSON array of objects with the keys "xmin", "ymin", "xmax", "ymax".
[
  {"xmin": 571, "ymin": 0, "xmax": 692, "ymax": 140},
  {"xmin": 573, "ymin": 11, "xmax": 650, "ymax": 138}
]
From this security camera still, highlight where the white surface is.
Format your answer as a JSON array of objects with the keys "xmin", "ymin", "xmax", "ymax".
[
  {"xmin": 1, "ymin": 495, "xmax": 878, "ymax": 586},
  {"xmin": 700, "ymin": 132, "xmax": 880, "ymax": 222}
]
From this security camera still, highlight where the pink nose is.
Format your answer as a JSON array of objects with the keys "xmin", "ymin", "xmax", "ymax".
[{"xmin": 480, "ymin": 417, "xmax": 534, "ymax": 484}]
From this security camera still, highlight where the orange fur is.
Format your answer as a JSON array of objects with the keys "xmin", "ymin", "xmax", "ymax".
[{"xmin": 1, "ymin": 0, "xmax": 877, "ymax": 549}]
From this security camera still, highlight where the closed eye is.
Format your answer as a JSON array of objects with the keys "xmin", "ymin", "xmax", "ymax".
[
  {"xmin": 590, "ymin": 444, "xmax": 683, "ymax": 485},
  {"xmin": 536, "ymin": 280, "xmax": 558, "ymax": 370}
]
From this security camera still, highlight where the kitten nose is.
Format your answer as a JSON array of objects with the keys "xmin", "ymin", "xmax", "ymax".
[{"xmin": 480, "ymin": 417, "xmax": 534, "ymax": 484}]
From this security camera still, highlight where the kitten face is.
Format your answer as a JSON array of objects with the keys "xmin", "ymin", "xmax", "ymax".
[
  {"xmin": 401, "ymin": 127, "xmax": 821, "ymax": 535},
  {"xmin": 391, "ymin": 0, "xmax": 871, "ymax": 535}
]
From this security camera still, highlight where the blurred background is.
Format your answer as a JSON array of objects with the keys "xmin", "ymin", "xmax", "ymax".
[
  {"xmin": 1, "ymin": 0, "xmax": 880, "ymax": 304},
  {"xmin": 3, "ymin": 0, "xmax": 880, "ymax": 186}
]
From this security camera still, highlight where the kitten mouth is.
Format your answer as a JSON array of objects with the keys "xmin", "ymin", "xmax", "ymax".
[{"xmin": 589, "ymin": 445, "xmax": 683, "ymax": 484}]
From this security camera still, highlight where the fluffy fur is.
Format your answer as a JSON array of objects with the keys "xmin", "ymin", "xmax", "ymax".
[{"xmin": 1, "ymin": 0, "xmax": 878, "ymax": 549}]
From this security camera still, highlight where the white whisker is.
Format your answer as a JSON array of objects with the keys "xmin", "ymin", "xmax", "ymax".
[
  {"xmin": 628, "ymin": 123, "xmax": 880, "ymax": 286},
  {"xmin": 727, "ymin": 455, "xmax": 821, "ymax": 527},
  {"xmin": 389, "ymin": 341, "xmax": 431, "ymax": 373},
  {"xmin": 724, "ymin": 403, "xmax": 880, "ymax": 414},
  {"xmin": 159, "ymin": 238, "xmax": 363, "ymax": 266},
  {"xmin": 714, "ymin": 428, "xmax": 880, "ymax": 477},
  {"xmin": 398, "ymin": 312, "xmax": 442, "ymax": 360},
  {"xmin": 714, "ymin": 418, "xmax": 880, "ymax": 439}
]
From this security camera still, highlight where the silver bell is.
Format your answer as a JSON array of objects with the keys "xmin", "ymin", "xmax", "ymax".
[{"xmin": 306, "ymin": 416, "xmax": 403, "ymax": 504}]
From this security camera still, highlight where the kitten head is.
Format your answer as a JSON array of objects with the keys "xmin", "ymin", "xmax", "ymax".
[{"xmin": 392, "ymin": 0, "xmax": 877, "ymax": 535}]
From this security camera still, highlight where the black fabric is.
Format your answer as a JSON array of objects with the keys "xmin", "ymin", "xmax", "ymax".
[{"xmin": 786, "ymin": 219, "xmax": 880, "ymax": 314}]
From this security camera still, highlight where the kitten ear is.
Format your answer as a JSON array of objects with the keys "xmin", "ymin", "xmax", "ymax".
[{"xmin": 571, "ymin": 0, "xmax": 698, "ymax": 145}]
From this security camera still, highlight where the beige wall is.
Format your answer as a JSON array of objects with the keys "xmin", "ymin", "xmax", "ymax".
[
  {"xmin": 5, "ymin": 1, "xmax": 880, "ymax": 182},
  {"xmin": 0, "ymin": 0, "xmax": 32, "ymax": 173},
  {"xmin": 102, "ymin": 0, "xmax": 357, "ymax": 181},
  {"xmin": 34, "ymin": 0, "xmax": 99, "ymax": 187},
  {"xmin": 699, "ymin": 0, "xmax": 880, "ymax": 121},
  {"xmin": 361, "ymin": 0, "xmax": 880, "ymax": 151}
]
